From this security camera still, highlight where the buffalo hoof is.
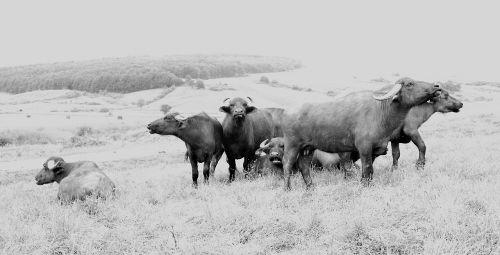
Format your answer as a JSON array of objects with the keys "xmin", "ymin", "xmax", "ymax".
[
  {"xmin": 192, "ymin": 183, "xmax": 198, "ymax": 189},
  {"xmin": 284, "ymin": 183, "xmax": 292, "ymax": 191},
  {"xmin": 305, "ymin": 183, "xmax": 315, "ymax": 190},
  {"xmin": 415, "ymin": 162, "xmax": 425, "ymax": 170},
  {"xmin": 360, "ymin": 178, "xmax": 372, "ymax": 187},
  {"xmin": 391, "ymin": 164, "xmax": 398, "ymax": 171}
]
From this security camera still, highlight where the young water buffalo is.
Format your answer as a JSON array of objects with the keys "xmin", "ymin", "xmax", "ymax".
[
  {"xmin": 219, "ymin": 97, "xmax": 283, "ymax": 181},
  {"xmin": 147, "ymin": 112, "xmax": 224, "ymax": 187},
  {"xmin": 253, "ymin": 137, "xmax": 352, "ymax": 175},
  {"xmin": 35, "ymin": 156, "xmax": 116, "ymax": 202},
  {"xmin": 282, "ymin": 77, "xmax": 441, "ymax": 189},
  {"xmin": 390, "ymin": 89, "xmax": 463, "ymax": 169}
]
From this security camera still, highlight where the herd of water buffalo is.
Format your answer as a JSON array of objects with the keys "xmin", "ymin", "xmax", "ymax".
[{"xmin": 35, "ymin": 77, "xmax": 463, "ymax": 201}]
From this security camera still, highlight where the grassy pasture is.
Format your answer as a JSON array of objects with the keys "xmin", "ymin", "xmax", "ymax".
[{"xmin": 1, "ymin": 75, "xmax": 500, "ymax": 254}]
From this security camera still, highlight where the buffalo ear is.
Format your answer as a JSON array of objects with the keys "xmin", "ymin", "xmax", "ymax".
[
  {"xmin": 52, "ymin": 161, "xmax": 64, "ymax": 173},
  {"xmin": 255, "ymin": 148, "xmax": 267, "ymax": 156},
  {"xmin": 219, "ymin": 106, "xmax": 230, "ymax": 113},
  {"xmin": 245, "ymin": 106, "xmax": 256, "ymax": 114},
  {"xmin": 177, "ymin": 119, "xmax": 187, "ymax": 129},
  {"xmin": 392, "ymin": 94, "xmax": 399, "ymax": 102}
]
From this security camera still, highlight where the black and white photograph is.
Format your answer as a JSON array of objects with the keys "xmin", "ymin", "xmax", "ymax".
[{"xmin": 0, "ymin": 0, "xmax": 499, "ymax": 254}]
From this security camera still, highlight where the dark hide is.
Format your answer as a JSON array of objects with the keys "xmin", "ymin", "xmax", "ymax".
[
  {"xmin": 147, "ymin": 112, "xmax": 224, "ymax": 187},
  {"xmin": 281, "ymin": 77, "xmax": 441, "ymax": 189},
  {"xmin": 389, "ymin": 89, "xmax": 463, "ymax": 169},
  {"xmin": 261, "ymin": 107, "xmax": 285, "ymax": 137},
  {"xmin": 253, "ymin": 137, "xmax": 352, "ymax": 176},
  {"xmin": 219, "ymin": 97, "xmax": 283, "ymax": 182}
]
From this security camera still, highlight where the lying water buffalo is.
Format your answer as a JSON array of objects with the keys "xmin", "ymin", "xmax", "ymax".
[
  {"xmin": 253, "ymin": 138, "xmax": 287, "ymax": 175},
  {"xmin": 390, "ymin": 89, "xmax": 463, "ymax": 169},
  {"xmin": 282, "ymin": 77, "xmax": 441, "ymax": 189},
  {"xmin": 35, "ymin": 156, "xmax": 116, "ymax": 202},
  {"xmin": 254, "ymin": 137, "xmax": 352, "ymax": 175},
  {"xmin": 147, "ymin": 112, "xmax": 224, "ymax": 187},
  {"xmin": 219, "ymin": 97, "xmax": 283, "ymax": 181}
]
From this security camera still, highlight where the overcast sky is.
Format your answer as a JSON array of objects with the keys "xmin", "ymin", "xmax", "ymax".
[{"xmin": 1, "ymin": 0, "xmax": 499, "ymax": 80}]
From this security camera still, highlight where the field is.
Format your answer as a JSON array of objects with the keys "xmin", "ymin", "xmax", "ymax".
[{"xmin": 1, "ymin": 72, "xmax": 500, "ymax": 254}]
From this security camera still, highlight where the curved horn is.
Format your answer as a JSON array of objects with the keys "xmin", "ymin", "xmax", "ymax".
[
  {"xmin": 43, "ymin": 156, "xmax": 64, "ymax": 169},
  {"xmin": 246, "ymin": 96, "xmax": 253, "ymax": 103},
  {"xmin": 372, "ymin": 84, "xmax": 402, "ymax": 101},
  {"xmin": 174, "ymin": 114, "xmax": 187, "ymax": 121},
  {"xmin": 259, "ymin": 139, "xmax": 270, "ymax": 148}
]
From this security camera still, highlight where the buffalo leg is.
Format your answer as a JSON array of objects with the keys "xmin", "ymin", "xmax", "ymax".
[
  {"xmin": 243, "ymin": 157, "xmax": 250, "ymax": 177},
  {"xmin": 350, "ymin": 151, "xmax": 360, "ymax": 163},
  {"xmin": 243, "ymin": 156, "xmax": 255, "ymax": 178},
  {"xmin": 210, "ymin": 149, "xmax": 224, "ymax": 177},
  {"xmin": 356, "ymin": 143, "xmax": 374, "ymax": 185},
  {"xmin": 283, "ymin": 143, "xmax": 303, "ymax": 190},
  {"xmin": 189, "ymin": 157, "xmax": 199, "ymax": 187},
  {"xmin": 299, "ymin": 160, "xmax": 313, "ymax": 190},
  {"xmin": 408, "ymin": 131, "xmax": 426, "ymax": 169},
  {"xmin": 226, "ymin": 156, "xmax": 237, "ymax": 182},
  {"xmin": 202, "ymin": 160, "xmax": 211, "ymax": 183},
  {"xmin": 391, "ymin": 141, "xmax": 400, "ymax": 170}
]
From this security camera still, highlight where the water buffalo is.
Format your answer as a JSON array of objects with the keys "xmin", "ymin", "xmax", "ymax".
[
  {"xmin": 147, "ymin": 112, "xmax": 224, "ymax": 187},
  {"xmin": 252, "ymin": 139, "xmax": 286, "ymax": 176},
  {"xmin": 35, "ymin": 156, "xmax": 116, "ymax": 202},
  {"xmin": 282, "ymin": 77, "xmax": 441, "ymax": 189},
  {"xmin": 219, "ymin": 97, "xmax": 283, "ymax": 181},
  {"xmin": 254, "ymin": 137, "xmax": 353, "ymax": 175},
  {"xmin": 390, "ymin": 89, "xmax": 463, "ymax": 169}
]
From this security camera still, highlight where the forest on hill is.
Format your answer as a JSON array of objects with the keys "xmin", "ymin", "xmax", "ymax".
[{"xmin": 0, "ymin": 55, "xmax": 301, "ymax": 93}]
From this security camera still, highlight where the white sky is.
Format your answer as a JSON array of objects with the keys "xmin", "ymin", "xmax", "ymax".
[{"xmin": 1, "ymin": 0, "xmax": 499, "ymax": 80}]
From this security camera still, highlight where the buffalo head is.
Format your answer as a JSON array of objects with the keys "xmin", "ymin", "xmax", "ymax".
[
  {"xmin": 255, "ymin": 137, "xmax": 285, "ymax": 165},
  {"xmin": 431, "ymin": 90, "xmax": 463, "ymax": 113},
  {"xmin": 147, "ymin": 112, "xmax": 188, "ymax": 135},
  {"xmin": 35, "ymin": 156, "xmax": 65, "ymax": 185},
  {"xmin": 219, "ymin": 97, "xmax": 256, "ymax": 121},
  {"xmin": 373, "ymin": 77, "xmax": 441, "ymax": 107}
]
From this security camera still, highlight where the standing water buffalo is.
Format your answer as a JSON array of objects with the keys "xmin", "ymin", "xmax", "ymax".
[
  {"xmin": 219, "ymin": 97, "xmax": 283, "ymax": 181},
  {"xmin": 35, "ymin": 156, "xmax": 116, "ymax": 202},
  {"xmin": 282, "ymin": 77, "xmax": 441, "ymax": 189},
  {"xmin": 390, "ymin": 89, "xmax": 463, "ymax": 169},
  {"xmin": 147, "ymin": 112, "xmax": 224, "ymax": 187}
]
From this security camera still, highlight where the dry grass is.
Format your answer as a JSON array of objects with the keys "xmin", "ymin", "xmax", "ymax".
[
  {"xmin": 1, "ymin": 125, "xmax": 499, "ymax": 254},
  {"xmin": 0, "ymin": 130, "xmax": 57, "ymax": 147},
  {"xmin": 1, "ymin": 83, "xmax": 499, "ymax": 254}
]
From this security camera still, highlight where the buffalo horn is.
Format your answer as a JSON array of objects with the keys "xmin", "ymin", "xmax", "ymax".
[
  {"xmin": 174, "ymin": 114, "xmax": 187, "ymax": 121},
  {"xmin": 43, "ymin": 156, "xmax": 64, "ymax": 169},
  {"xmin": 372, "ymin": 84, "xmax": 402, "ymax": 101},
  {"xmin": 259, "ymin": 139, "xmax": 270, "ymax": 148},
  {"xmin": 246, "ymin": 96, "xmax": 253, "ymax": 103}
]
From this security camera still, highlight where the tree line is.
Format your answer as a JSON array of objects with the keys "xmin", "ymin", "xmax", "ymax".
[{"xmin": 0, "ymin": 55, "xmax": 301, "ymax": 93}]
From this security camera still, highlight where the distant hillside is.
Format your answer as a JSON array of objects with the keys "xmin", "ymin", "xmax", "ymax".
[{"xmin": 0, "ymin": 55, "xmax": 301, "ymax": 94}]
